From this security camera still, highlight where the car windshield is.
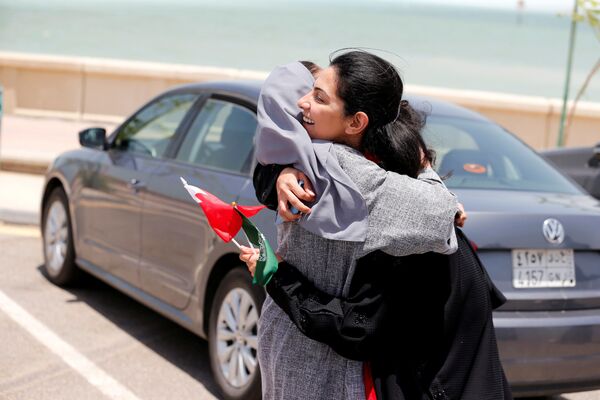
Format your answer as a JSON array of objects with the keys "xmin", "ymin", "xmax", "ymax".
[{"xmin": 423, "ymin": 115, "xmax": 582, "ymax": 194}]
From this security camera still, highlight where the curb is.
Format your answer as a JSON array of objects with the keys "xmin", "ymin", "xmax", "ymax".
[
  {"xmin": 0, "ymin": 208, "xmax": 39, "ymax": 226},
  {"xmin": 0, "ymin": 158, "xmax": 49, "ymax": 175}
]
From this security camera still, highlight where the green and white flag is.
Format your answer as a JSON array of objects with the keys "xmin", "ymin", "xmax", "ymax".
[{"xmin": 234, "ymin": 207, "xmax": 279, "ymax": 286}]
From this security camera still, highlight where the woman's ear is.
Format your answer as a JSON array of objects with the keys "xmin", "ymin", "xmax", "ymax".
[{"xmin": 345, "ymin": 111, "xmax": 369, "ymax": 136}]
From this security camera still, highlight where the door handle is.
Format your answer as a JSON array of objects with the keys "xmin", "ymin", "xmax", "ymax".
[{"xmin": 128, "ymin": 178, "xmax": 146, "ymax": 192}]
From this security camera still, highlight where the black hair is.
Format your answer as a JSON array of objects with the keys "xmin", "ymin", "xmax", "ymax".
[
  {"xmin": 299, "ymin": 60, "xmax": 321, "ymax": 76},
  {"xmin": 329, "ymin": 50, "xmax": 434, "ymax": 178}
]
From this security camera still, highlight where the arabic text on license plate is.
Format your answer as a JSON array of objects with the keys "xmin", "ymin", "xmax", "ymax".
[{"xmin": 512, "ymin": 249, "xmax": 575, "ymax": 288}]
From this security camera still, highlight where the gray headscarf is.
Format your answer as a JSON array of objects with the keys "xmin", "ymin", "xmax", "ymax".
[{"xmin": 255, "ymin": 61, "xmax": 368, "ymax": 242}]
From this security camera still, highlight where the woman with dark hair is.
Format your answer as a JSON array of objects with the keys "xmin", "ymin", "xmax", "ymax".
[{"xmin": 243, "ymin": 50, "xmax": 463, "ymax": 399}]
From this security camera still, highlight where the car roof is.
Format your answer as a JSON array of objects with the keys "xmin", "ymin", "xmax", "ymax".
[{"xmin": 172, "ymin": 80, "xmax": 492, "ymax": 123}]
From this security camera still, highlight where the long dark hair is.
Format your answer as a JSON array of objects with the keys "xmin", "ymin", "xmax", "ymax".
[{"xmin": 329, "ymin": 51, "xmax": 434, "ymax": 178}]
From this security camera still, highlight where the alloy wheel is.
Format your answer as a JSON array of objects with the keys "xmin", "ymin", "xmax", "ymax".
[
  {"xmin": 44, "ymin": 200, "xmax": 69, "ymax": 276},
  {"xmin": 215, "ymin": 288, "xmax": 259, "ymax": 388}
]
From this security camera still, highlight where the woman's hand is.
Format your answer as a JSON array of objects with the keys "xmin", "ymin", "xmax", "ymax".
[
  {"xmin": 239, "ymin": 246, "xmax": 260, "ymax": 277},
  {"xmin": 455, "ymin": 202, "xmax": 468, "ymax": 227},
  {"xmin": 277, "ymin": 167, "xmax": 316, "ymax": 222}
]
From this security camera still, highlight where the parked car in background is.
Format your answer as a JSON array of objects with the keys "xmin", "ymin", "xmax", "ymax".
[
  {"xmin": 41, "ymin": 80, "xmax": 600, "ymax": 399},
  {"xmin": 541, "ymin": 143, "xmax": 600, "ymax": 200}
]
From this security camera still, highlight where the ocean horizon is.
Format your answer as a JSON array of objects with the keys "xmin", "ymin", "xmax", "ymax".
[{"xmin": 1, "ymin": 0, "xmax": 599, "ymax": 101}]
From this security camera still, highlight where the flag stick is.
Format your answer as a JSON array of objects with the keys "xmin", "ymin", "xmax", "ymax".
[{"xmin": 231, "ymin": 238, "xmax": 242, "ymax": 249}]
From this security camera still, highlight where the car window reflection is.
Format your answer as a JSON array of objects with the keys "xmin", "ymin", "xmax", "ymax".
[
  {"xmin": 176, "ymin": 99, "xmax": 257, "ymax": 174},
  {"xmin": 115, "ymin": 94, "xmax": 197, "ymax": 158}
]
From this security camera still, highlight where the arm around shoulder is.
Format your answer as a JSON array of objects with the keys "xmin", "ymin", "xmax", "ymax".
[{"xmin": 333, "ymin": 145, "xmax": 458, "ymax": 257}]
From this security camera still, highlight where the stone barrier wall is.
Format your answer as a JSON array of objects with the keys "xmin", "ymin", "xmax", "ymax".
[{"xmin": 1, "ymin": 51, "xmax": 598, "ymax": 149}]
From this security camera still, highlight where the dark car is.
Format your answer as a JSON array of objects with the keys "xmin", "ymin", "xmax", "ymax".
[
  {"xmin": 541, "ymin": 143, "xmax": 600, "ymax": 200},
  {"xmin": 41, "ymin": 80, "xmax": 600, "ymax": 399}
]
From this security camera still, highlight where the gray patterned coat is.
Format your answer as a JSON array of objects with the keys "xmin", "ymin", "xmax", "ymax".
[{"xmin": 258, "ymin": 143, "xmax": 458, "ymax": 400}]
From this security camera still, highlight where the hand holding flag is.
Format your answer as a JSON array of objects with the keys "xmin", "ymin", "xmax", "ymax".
[
  {"xmin": 234, "ymin": 207, "xmax": 279, "ymax": 285},
  {"xmin": 180, "ymin": 177, "xmax": 278, "ymax": 285},
  {"xmin": 239, "ymin": 246, "xmax": 259, "ymax": 276}
]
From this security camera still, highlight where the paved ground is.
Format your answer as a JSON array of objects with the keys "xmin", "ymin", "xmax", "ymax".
[
  {"xmin": 0, "ymin": 114, "xmax": 117, "ymax": 172},
  {"xmin": 0, "ymin": 171, "xmax": 44, "ymax": 225},
  {"xmin": 0, "ymin": 223, "xmax": 219, "ymax": 400}
]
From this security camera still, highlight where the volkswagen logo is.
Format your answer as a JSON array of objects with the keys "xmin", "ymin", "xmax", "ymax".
[{"xmin": 543, "ymin": 218, "xmax": 565, "ymax": 244}]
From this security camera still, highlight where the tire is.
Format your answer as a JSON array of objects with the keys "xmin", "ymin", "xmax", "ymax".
[
  {"xmin": 42, "ymin": 187, "xmax": 80, "ymax": 286},
  {"xmin": 209, "ymin": 267, "xmax": 265, "ymax": 400}
]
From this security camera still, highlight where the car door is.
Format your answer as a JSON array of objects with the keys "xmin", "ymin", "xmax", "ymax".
[
  {"xmin": 139, "ymin": 96, "xmax": 258, "ymax": 309},
  {"xmin": 87, "ymin": 92, "xmax": 198, "ymax": 286}
]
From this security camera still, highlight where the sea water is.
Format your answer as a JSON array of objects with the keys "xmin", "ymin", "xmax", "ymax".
[{"xmin": 0, "ymin": 0, "xmax": 598, "ymax": 101}]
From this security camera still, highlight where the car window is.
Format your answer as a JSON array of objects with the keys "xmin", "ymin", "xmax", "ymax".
[
  {"xmin": 114, "ymin": 93, "xmax": 197, "ymax": 158},
  {"xmin": 423, "ymin": 116, "xmax": 581, "ymax": 194},
  {"xmin": 176, "ymin": 98, "xmax": 257, "ymax": 174}
]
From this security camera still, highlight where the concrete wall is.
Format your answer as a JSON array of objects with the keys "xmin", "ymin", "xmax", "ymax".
[
  {"xmin": 410, "ymin": 85, "xmax": 600, "ymax": 149},
  {"xmin": 0, "ymin": 51, "xmax": 266, "ymax": 123},
  {"xmin": 1, "ymin": 51, "xmax": 599, "ymax": 149}
]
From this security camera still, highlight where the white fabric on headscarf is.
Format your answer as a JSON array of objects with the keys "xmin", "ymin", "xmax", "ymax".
[{"xmin": 255, "ymin": 61, "xmax": 368, "ymax": 242}]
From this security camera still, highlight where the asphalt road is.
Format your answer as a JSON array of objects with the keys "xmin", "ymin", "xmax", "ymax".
[
  {"xmin": 0, "ymin": 223, "xmax": 219, "ymax": 400},
  {"xmin": 0, "ymin": 222, "xmax": 599, "ymax": 400}
]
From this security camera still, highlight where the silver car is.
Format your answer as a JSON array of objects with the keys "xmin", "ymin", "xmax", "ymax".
[{"xmin": 41, "ymin": 80, "xmax": 600, "ymax": 399}]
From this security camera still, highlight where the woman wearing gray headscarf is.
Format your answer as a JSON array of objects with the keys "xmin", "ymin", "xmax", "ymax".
[{"xmin": 250, "ymin": 52, "xmax": 459, "ymax": 399}]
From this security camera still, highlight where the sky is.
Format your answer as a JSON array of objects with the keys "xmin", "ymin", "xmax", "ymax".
[
  {"xmin": 404, "ymin": 0, "xmax": 574, "ymax": 13},
  {"xmin": 0, "ymin": 0, "xmax": 577, "ymax": 13}
]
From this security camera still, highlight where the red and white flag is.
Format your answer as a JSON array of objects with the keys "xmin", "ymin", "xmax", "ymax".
[{"xmin": 180, "ymin": 177, "xmax": 265, "ymax": 243}]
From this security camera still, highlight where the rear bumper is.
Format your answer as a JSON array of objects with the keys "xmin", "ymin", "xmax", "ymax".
[{"xmin": 494, "ymin": 309, "xmax": 600, "ymax": 396}]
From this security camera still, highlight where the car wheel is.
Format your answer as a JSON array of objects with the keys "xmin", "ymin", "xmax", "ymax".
[
  {"xmin": 209, "ymin": 267, "xmax": 265, "ymax": 400},
  {"xmin": 42, "ymin": 187, "xmax": 79, "ymax": 286}
]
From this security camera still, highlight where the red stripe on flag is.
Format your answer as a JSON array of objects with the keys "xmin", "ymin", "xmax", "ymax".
[
  {"xmin": 237, "ymin": 204, "xmax": 266, "ymax": 218},
  {"xmin": 193, "ymin": 191, "xmax": 266, "ymax": 243},
  {"xmin": 194, "ymin": 192, "xmax": 240, "ymax": 242}
]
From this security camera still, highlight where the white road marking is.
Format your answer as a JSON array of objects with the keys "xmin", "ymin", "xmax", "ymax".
[
  {"xmin": 0, "ymin": 290, "xmax": 142, "ymax": 400},
  {"xmin": 0, "ymin": 223, "xmax": 40, "ymax": 237}
]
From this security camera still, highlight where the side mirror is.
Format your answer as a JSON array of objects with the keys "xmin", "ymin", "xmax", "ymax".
[{"xmin": 79, "ymin": 127, "xmax": 107, "ymax": 150}]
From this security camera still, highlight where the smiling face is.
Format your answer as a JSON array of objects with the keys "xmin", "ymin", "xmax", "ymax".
[{"xmin": 297, "ymin": 66, "xmax": 350, "ymax": 143}]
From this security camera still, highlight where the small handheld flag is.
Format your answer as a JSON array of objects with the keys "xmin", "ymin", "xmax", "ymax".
[
  {"xmin": 180, "ymin": 177, "xmax": 278, "ymax": 285},
  {"xmin": 180, "ymin": 177, "xmax": 264, "ymax": 243}
]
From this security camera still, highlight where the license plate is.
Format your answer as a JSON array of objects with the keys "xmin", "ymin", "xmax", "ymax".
[{"xmin": 512, "ymin": 249, "xmax": 575, "ymax": 288}]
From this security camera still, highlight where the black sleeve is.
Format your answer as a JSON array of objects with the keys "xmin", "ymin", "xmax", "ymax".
[
  {"xmin": 252, "ymin": 163, "xmax": 288, "ymax": 210},
  {"xmin": 266, "ymin": 261, "xmax": 387, "ymax": 361},
  {"xmin": 456, "ymin": 229, "xmax": 507, "ymax": 309}
]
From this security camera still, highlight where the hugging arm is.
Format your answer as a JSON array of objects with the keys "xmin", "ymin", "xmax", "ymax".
[
  {"xmin": 365, "ymin": 168, "xmax": 458, "ymax": 256},
  {"xmin": 253, "ymin": 163, "xmax": 315, "ymax": 220},
  {"xmin": 255, "ymin": 152, "xmax": 460, "ymax": 250},
  {"xmin": 333, "ymin": 145, "xmax": 459, "ymax": 257},
  {"xmin": 253, "ymin": 163, "xmax": 287, "ymax": 210},
  {"xmin": 265, "ymin": 261, "xmax": 386, "ymax": 361}
]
